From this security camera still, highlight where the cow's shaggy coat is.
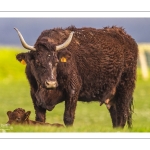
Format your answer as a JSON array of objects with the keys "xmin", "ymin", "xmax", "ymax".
[{"xmin": 15, "ymin": 26, "xmax": 138, "ymax": 128}]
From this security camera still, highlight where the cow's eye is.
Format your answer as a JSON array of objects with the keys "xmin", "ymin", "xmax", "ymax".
[
  {"xmin": 35, "ymin": 60, "xmax": 41, "ymax": 66},
  {"xmin": 55, "ymin": 62, "xmax": 58, "ymax": 66},
  {"xmin": 35, "ymin": 59, "xmax": 39, "ymax": 63}
]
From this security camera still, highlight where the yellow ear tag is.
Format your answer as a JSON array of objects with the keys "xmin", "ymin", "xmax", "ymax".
[
  {"xmin": 21, "ymin": 59, "xmax": 26, "ymax": 65},
  {"xmin": 60, "ymin": 57, "xmax": 67, "ymax": 62}
]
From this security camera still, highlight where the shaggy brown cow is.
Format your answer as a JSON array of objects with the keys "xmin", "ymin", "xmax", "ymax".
[
  {"xmin": 7, "ymin": 108, "xmax": 64, "ymax": 127},
  {"xmin": 14, "ymin": 26, "xmax": 138, "ymax": 128}
]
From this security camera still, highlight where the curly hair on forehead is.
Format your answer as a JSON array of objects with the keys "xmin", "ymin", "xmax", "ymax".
[{"xmin": 13, "ymin": 108, "xmax": 25, "ymax": 114}]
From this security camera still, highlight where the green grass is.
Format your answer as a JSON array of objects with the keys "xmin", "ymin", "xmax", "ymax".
[{"xmin": 0, "ymin": 47, "xmax": 150, "ymax": 132}]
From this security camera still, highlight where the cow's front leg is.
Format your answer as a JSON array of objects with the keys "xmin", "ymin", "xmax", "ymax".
[
  {"xmin": 63, "ymin": 89, "xmax": 79, "ymax": 126},
  {"xmin": 35, "ymin": 106, "xmax": 46, "ymax": 122},
  {"xmin": 63, "ymin": 73, "xmax": 81, "ymax": 126},
  {"xmin": 31, "ymin": 90, "xmax": 46, "ymax": 122}
]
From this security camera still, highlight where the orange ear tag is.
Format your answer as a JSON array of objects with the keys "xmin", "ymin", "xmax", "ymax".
[
  {"xmin": 60, "ymin": 57, "xmax": 67, "ymax": 62},
  {"xmin": 21, "ymin": 59, "xmax": 26, "ymax": 65}
]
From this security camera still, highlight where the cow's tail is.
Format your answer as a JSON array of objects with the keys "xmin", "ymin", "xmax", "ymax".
[{"xmin": 127, "ymin": 97, "xmax": 134, "ymax": 128}]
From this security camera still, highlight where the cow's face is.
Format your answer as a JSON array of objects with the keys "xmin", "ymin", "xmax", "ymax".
[
  {"xmin": 36, "ymin": 50, "xmax": 59, "ymax": 89},
  {"xmin": 33, "ymin": 45, "xmax": 59, "ymax": 89},
  {"xmin": 14, "ymin": 28, "xmax": 74, "ymax": 89},
  {"xmin": 7, "ymin": 109, "xmax": 31, "ymax": 125},
  {"xmin": 16, "ymin": 47, "xmax": 59, "ymax": 89}
]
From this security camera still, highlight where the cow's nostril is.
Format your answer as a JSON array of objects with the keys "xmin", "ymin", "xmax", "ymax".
[
  {"xmin": 45, "ymin": 80, "xmax": 57, "ymax": 88},
  {"xmin": 45, "ymin": 81, "xmax": 50, "ymax": 85}
]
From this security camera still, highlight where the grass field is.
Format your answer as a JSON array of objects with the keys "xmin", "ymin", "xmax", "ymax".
[{"xmin": 0, "ymin": 47, "xmax": 150, "ymax": 132}]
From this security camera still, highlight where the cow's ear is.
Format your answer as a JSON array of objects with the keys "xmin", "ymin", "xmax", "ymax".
[
  {"xmin": 60, "ymin": 51, "xmax": 71, "ymax": 63},
  {"xmin": 16, "ymin": 53, "xmax": 30, "ymax": 65},
  {"xmin": 24, "ymin": 111, "xmax": 31, "ymax": 120},
  {"xmin": 7, "ymin": 111, "xmax": 12, "ymax": 117}
]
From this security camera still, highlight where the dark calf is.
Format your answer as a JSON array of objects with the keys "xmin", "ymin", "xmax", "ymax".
[{"xmin": 7, "ymin": 108, "xmax": 64, "ymax": 127}]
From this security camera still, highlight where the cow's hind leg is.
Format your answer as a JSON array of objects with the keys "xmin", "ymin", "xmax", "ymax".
[
  {"xmin": 108, "ymin": 94, "xmax": 133, "ymax": 128},
  {"xmin": 108, "ymin": 73, "xmax": 135, "ymax": 128},
  {"xmin": 107, "ymin": 98, "xmax": 117, "ymax": 128}
]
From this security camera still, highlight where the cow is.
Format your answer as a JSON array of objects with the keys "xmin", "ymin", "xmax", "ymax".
[
  {"xmin": 7, "ymin": 108, "xmax": 64, "ymax": 127},
  {"xmin": 14, "ymin": 26, "xmax": 138, "ymax": 128}
]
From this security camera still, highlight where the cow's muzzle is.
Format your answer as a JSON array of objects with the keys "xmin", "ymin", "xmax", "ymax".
[{"xmin": 45, "ymin": 80, "xmax": 58, "ymax": 88}]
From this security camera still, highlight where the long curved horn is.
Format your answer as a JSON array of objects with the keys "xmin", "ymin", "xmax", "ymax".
[
  {"xmin": 14, "ymin": 28, "xmax": 36, "ymax": 51},
  {"xmin": 56, "ymin": 31, "xmax": 74, "ymax": 51}
]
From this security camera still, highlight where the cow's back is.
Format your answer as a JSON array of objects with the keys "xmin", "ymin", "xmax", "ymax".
[
  {"xmin": 67, "ymin": 27, "xmax": 134, "ymax": 101},
  {"xmin": 34, "ymin": 26, "xmax": 138, "ymax": 102}
]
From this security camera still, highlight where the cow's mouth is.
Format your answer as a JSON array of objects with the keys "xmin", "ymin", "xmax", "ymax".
[
  {"xmin": 45, "ymin": 105, "xmax": 55, "ymax": 111},
  {"xmin": 41, "ymin": 103, "xmax": 55, "ymax": 111},
  {"xmin": 38, "ymin": 83, "xmax": 57, "ymax": 90},
  {"xmin": 46, "ymin": 87, "xmax": 56, "ymax": 90},
  {"xmin": 36, "ymin": 99, "xmax": 55, "ymax": 111}
]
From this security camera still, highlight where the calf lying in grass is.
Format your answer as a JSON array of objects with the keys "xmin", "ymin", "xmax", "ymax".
[{"xmin": 7, "ymin": 108, "xmax": 64, "ymax": 127}]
